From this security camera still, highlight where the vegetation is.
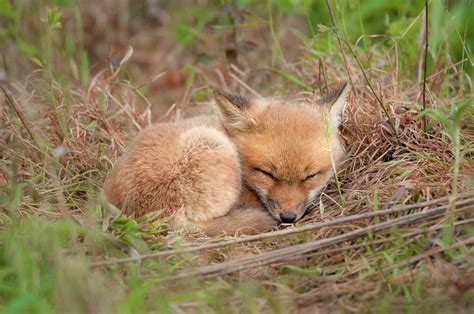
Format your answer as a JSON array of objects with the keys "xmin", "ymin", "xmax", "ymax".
[{"xmin": 0, "ymin": 0, "xmax": 473, "ymax": 312}]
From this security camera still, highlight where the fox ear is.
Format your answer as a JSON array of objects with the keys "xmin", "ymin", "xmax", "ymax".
[
  {"xmin": 315, "ymin": 82, "xmax": 350, "ymax": 128},
  {"xmin": 213, "ymin": 90, "xmax": 255, "ymax": 131}
]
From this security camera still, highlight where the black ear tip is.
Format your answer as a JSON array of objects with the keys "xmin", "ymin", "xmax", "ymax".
[
  {"xmin": 315, "ymin": 81, "xmax": 350, "ymax": 106},
  {"xmin": 336, "ymin": 81, "xmax": 349, "ymax": 95},
  {"xmin": 212, "ymin": 89, "xmax": 250, "ymax": 109}
]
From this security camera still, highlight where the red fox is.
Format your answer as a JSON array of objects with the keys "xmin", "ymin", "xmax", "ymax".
[{"xmin": 104, "ymin": 83, "xmax": 349, "ymax": 236}]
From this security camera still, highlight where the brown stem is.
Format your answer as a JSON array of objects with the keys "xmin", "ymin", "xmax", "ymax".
[
  {"xmin": 422, "ymin": 0, "xmax": 429, "ymax": 132},
  {"xmin": 90, "ymin": 193, "xmax": 474, "ymax": 268},
  {"xmin": 158, "ymin": 202, "xmax": 474, "ymax": 281},
  {"xmin": 2, "ymin": 86, "xmax": 40, "ymax": 147},
  {"xmin": 297, "ymin": 236, "xmax": 474, "ymax": 302},
  {"xmin": 324, "ymin": 0, "xmax": 400, "ymax": 144},
  {"xmin": 324, "ymin": 0, "xmax": 354, "ymax": 91},
  {"xmin": 287, "ymin": 216, "xmax": 474, "ymax": 264}
]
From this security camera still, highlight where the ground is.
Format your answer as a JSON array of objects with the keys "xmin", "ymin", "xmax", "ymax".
[{"xmin": 0, "ymin": 1, "xmax": 473, "ymax": 313}]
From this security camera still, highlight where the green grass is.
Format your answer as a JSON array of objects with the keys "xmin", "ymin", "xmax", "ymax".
[{"xmin": 0, "ymin": 0, "xmax": 473, "ymax": 313}]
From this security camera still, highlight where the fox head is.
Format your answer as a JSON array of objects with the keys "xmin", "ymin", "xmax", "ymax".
[{"xmin": 214, "ymin": 83, "xmax": 349, "ymax": 223}]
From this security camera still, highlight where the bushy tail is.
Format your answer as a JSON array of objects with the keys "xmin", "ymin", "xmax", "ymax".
[
  {"xmin": 172, "ymin": 127, "xmax": 242, "ymax": 224},
  {"xmin": 192, "ymin": 207, "xmax": 278, "ymax": 236}
]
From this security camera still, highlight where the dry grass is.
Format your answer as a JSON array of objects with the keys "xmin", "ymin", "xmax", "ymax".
[
  {"xmin": 2, "ymin": 52, "xmax": 472, "ymax": 311},
  {"xmin": 0, "ymin": 1, "xmax": 473, "ymax": 312}
]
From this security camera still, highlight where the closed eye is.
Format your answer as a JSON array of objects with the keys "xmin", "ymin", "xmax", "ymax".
[
  {"xmin": 255, "ymin": 168, "xmax": 278, "ymax": 181},
  {"xmin": 303, "ymin": 171, "xmax": 322, "ymax": 181}
]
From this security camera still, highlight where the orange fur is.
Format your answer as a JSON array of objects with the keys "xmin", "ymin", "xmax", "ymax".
[{"xmin": 104, "ymin": 83, "xmax": 349, "ymax": 235}]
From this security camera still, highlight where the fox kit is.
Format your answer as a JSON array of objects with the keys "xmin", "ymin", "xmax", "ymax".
[{"xmin": 104, "ymin": 83, "xmax": 349, "ymax": 236}]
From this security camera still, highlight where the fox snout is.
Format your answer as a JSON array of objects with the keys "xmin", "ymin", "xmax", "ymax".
[
  {"xmin": 279, "ymin": 212, "xmax": 297, "ymax": 223},
  {"xmin": 258, "ymin": 194, "xmax": 312, "ymax": 224},
  {"xmin": 275, "ymin": 205, "xmax": 310, "ymax": 223},
  {"xmin": 271, "ymin": 205, "xmax": 309, "ymax": 224}
]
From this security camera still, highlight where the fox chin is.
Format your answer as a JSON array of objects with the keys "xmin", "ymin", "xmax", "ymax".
[{"xmin": 104, "ymin": 83, "xmax": 350, "ymax": 236}]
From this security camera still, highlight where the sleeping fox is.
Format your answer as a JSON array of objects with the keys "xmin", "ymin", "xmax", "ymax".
[{"xmin": 104, "ymin": 83, "xmax": 349, "ymax": 236}]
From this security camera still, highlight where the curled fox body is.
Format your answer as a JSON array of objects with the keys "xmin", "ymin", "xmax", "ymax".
[{"xmin": 104, "ymin": 83, "xmax": 350, "ymax": 236}]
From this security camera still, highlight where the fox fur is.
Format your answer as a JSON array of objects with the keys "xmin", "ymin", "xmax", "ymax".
[{"xmin": 104, "ymin": 83, "xmax": 350, "ymax": 236}]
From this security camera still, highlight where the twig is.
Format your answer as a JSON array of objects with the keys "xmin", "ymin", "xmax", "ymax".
[
  {"xmin": 318, "ymin": 57, "xmax": 329, "ymax": 94},
  {"xmin": 228, "ymin": 72, "xmax": 261, "ymax": 98},
  {"xmin": 422, "ymin": 0, "xmax": 429, "ymax": 132},
  {"xmin": 382, "ymin": 237, "xmax": 474, "ymax": 274},
  {"xmin": 324, "ymin": 0, "xmax": 400, "ymax": 144},
  {"xmin": 297, "ymin": 236, "xmax": 474, "ymax": 302},
  {"xmin": 324, "ymin": 0, "xmax": 354, "ymax": 92},
  {"xmin": 415, "ymin": 11, "xmax": 426, "ymax": 82},
  {"xmin": 287, "ymin": 216, "xmax": 474, "ymax": 263},
  {"xmin": 157, "ymin": 201, "xmax": 474, "ymax": 282},
  {"xmin": 1, "ymin": 86, "xmax": 40, "ymax": 147},
  {"xmin": 89, "ymin": 193, "xmax": 474, "ymax": 267},
  {"xmin": 267, "ymin": 0, "xmax": 287, "ymax": 66},
  {"xmin": 345, "ymin": 42, "xmax": 400, "ymax": 143}
]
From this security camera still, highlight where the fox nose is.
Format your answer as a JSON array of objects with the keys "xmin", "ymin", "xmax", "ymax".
[{"xmin": 280, "ymin": 212, "xmax": 297, "ymax": 223}]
